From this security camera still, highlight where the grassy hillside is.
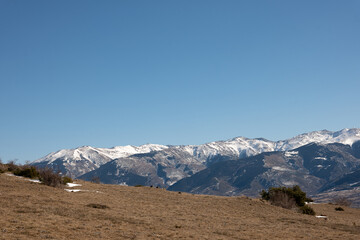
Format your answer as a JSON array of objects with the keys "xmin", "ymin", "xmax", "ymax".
[{"xmin": 1, "ymin": 173, "xmax": 360, "ymax": 239}]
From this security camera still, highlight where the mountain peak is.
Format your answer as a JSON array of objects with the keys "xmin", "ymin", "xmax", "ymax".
[{"xmin": 32, "ymin": 128, "xmax": 360, "ymax": 180}]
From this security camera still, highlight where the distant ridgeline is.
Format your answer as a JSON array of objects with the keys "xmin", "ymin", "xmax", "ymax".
[{"xmin": 32, "ymin": 128, "xmax": 360, "ymax": 206}]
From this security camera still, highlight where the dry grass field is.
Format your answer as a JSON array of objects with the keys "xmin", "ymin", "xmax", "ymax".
[{"xmin": 1, "ymin": 173, "xmax": 360, "ymax": 240}]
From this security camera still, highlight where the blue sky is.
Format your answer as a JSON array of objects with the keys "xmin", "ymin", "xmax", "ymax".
[{"xmin": 1, "ymin": 0, "xmax": 359, "ymax": 163}]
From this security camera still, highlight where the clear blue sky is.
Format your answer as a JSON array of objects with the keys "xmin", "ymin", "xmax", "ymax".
[{"xmin": 1, "ymin": 0, "xmax": 359, "ymax": 163}]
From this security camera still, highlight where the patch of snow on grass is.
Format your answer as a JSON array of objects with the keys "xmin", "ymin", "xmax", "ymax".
[
  {"xmin": 65, "ymin": 189, "xmax": 82, "ymax": 193},
  {"xmin": 66, "ymin": 183, "xmax": 82, "ymax": 187},
  {"xmin": 28, "ymin": 179, "xmax": 41, "ymax": 183}
]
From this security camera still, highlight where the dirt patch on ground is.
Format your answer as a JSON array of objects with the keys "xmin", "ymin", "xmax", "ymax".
[{"xmin": 1, "ymin": 173, "xmax": 360, "ymax": 239}]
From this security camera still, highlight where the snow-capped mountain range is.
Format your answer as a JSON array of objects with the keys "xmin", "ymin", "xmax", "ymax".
[
  {"xmin": 32, "ymin": 128, "xmax": 360, "ymax": 181},
  {"xmin": 32, "ymin": 144, "xmax": 168, "ymax": 177},
  {"xmin": 33, "ymin": 144, "xmax": 169, "ymax": 165},
  {"xmin": 169, "ymin": 141, "xmax": 360, "ymax": 207}
]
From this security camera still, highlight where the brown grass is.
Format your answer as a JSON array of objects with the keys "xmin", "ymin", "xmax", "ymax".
[{"xmin": 1, "ymin": 173, "xmax": 360, "ymax": 239}]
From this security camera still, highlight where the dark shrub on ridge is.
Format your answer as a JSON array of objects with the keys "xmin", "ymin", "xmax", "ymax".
[
  {"xmin": 261, "ymin": 185, "xmax": 315, "ymax": 215},
  {"xmin": 38, "ymin": 167, "xmax": 63, "ymax": 188},
  {"xmin": 13, "ymin": 166, "xmax": 40, "ymax": 179}
]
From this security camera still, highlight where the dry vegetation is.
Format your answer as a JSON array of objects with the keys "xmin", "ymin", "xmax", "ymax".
[{"xmin": 1, "ymin": 173, "xmax": 360, "ymax": 239}]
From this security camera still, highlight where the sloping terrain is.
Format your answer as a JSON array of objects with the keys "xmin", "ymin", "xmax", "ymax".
[
  {"xmin": 1, "ymin": 173, "xmax": 360, "ymax": 240},
  {"xmin": 78, "ymin": 148, "xmax": 208, "ymax": 187},
  {"xmin": 32, "ymin": 144, "xmax": 169, "ymax": 178},
  {"xmin": 32, "ymin": 128, "xmax": 360, "ymax": 185},
  {"xmin": 168, "ymin": 142, "xmax": 360, "ymax": 207}
]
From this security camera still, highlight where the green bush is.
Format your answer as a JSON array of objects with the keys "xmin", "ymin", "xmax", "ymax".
[
  {"xmin": 261, "ymin": 185, "xmax": 315, "ymax": 215},
  {"xmin": 62, "ymin": 176, "xmax": 73, "ymax": 185},
  {"xmin": 13, "ymin": 166, "xmax": 40, "ymax": 179},
  {"xmin": 300, "ymin": 205, "xmax": 316, "ymax": 215},
  {"xmin": 262, "ymin": 185, "xmax": 312, "ymax": 207},
  {"xmin": 260, "ymin": 190, "xmax": 270, "ymax": 200}
]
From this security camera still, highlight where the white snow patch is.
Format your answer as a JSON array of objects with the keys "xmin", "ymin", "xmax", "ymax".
[
  {"xmin": 66, "ymin": 183, "xmax": 82, "ymax": 187},
  {"xmin": 28, "ymin": 179, "xmax": 41, "ymax": 183},
  {"xmin": 284, "ymin": 151, "xmax": 298, "ymax": 157},
  {"xmin": 349, "ymin": 181, "xmax": 360, "ymax": 186},
  {"xmin": 65, "ymin": 189, "xmax": 82, "ymax": 192},
  {"xmin": 314, "ymin": 157, "xmax": 327, "ymax": 160},
  {"xmin": 283, "ymin": 181, "xmax": 297, "ymax": 186},
  {"xmin": 272, "ymin": 166, "xmax": 290, "ymax": 171}
]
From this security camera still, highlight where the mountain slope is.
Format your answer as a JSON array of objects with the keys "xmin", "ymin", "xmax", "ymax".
[
  {"xmin": 79, "ymin": 148, "xmax": 207, "ymax": 187},
  {"xmin": 168, "ymin": 142, "xmax": 360, "ymax": 206},
  {"xmin": 2, "ymin": 173, "xmax": 360, "ymax": 239},
  {"xmin": 32, "ymin": 144, "xmax": 168, "ymax": 177},
  {"xmin": 33, "ymin": 128, "xmax": 360, "ymax": 182},
  {"xmin": 78, "ymin": 129, "xmax": 360, "ymax": 187}
]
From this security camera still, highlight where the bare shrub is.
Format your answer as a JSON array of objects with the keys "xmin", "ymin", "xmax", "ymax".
[
  {"xmin": 269, "ymin": 191, "xmax": 297, "ymax": 210},
  {"xmin": 332, "ymin": 196, "xmax": 352, "ymax": 207},
  {"xmin": 38, "ymin": 168, "xmax": 63, "ymax": 188},
  {"xmin": 6, "ymin": 160, "xmax": 20, "ymax": 172},
  {"xmin": 0, "ymin": 159, "xmax": 6, "ymax": 173}
]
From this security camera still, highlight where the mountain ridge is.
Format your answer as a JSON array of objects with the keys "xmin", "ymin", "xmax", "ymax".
[
  {"xmin": 32, "ymin": 128, "xmax": 360, "ymax": 184},
  {"xmin": 168, "ymin": 141, "xmax": 360, "ymax": 207}
]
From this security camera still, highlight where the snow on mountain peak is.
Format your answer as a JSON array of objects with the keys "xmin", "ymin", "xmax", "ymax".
[
  {"xmin": 275, "ymin": 128, "xmax": 360, "ymax": 151},
  {"xmin": 33, "ymin": 144, "xmax": 169, "ymax": 164},
  {"xmin": 34, "ymin": 128, "xmax": 360, "ymax": 165},
  {"xmin": 32, "ymin": 128, "xmax": 360, "ymax": 178}
]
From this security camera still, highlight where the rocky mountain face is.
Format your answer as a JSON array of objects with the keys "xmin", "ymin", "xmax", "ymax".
[
  {"xmin": 31, "ymin": 144, "xmax": 169, "ymax": 178},
  {"xmin": 168, "ymin": 142, "xmax": 360, "ymax": 206},
  {"xmin": 32, "ymin": 128, "xmax": 360, "ymax": 191},
  {"xmin": 79, "ymin": 148, "xmax": 207, "ymax": 187}
]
